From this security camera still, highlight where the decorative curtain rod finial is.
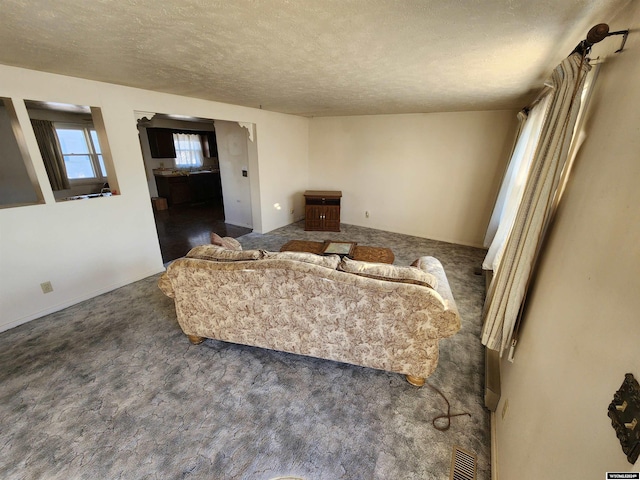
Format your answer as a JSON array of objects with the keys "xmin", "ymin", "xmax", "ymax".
[
  {"xmin": 586, "ymin": 23, "xmax": 610, "ymax": 44},
  {"xmin": 572, "ymin": 23, "xmax": 630, "ymax": 56}
]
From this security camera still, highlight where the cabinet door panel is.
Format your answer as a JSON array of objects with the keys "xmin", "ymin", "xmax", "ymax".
[
  {"xmin": 324, "ymin": 206, "xmax": 341, "ymax": 231},
  {"xmin": 305, "ymin": 205, "xmax": 324, "ymax": 231},
  {"xmin": 169, "ymin": 177, "xmax": 192, "ymax": 205},
  {"xmin": 190, "ymin": 173, "xmax": 214, "ymax": 203},
  {"xmin": 147, "ymin": 128, "xmax": 176, "ymax": 158}
]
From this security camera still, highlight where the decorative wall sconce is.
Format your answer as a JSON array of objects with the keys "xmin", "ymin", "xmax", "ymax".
[{"xmin": 608, "ymin": 373, "xmax": 640, "ymax": 464}]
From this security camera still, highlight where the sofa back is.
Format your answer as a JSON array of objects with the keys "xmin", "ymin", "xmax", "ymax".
[{"xmin": 158, "ymin": 244, "xmax": 462, "ymax": 379}]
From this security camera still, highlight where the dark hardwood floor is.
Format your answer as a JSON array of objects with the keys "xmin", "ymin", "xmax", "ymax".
[{"xmin": 153, "ymin": 200, "xmax": 252, "ymax": 263}]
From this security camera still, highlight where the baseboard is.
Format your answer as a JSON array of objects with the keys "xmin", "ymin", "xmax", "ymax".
[
  {"xmin": 491, "ymin": 412, "xmax": 499, "ymax": 480},
  {"xmin": 225, "ymin": 220, "xmax": 253, "ymax": 229},
  {"xmin": 0, "ymin": 267, "xmax": 164, "ymax": 333},
  {"xmin": 483, "ymin": 270, "xmax": 501, "ymax": 412},
  {"xmin": 338, "ymin": 221, "xmax": 487, "ymax": 249},
  {"xmin": 485, "ymin": 347, "xmax": 501, "ymax": 411}
]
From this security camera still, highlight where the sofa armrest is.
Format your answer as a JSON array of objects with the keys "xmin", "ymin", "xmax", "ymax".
[
  {"xmin": 413, "ymin": 256, "xmax": 460, "ymax": 334},
  {"xmin": 158, "ymin": 271, "xmax": 175, "ymax": 298}
]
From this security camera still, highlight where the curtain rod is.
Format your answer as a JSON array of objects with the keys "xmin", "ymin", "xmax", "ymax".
[
  {"xmin": 571, "ymin": 23, "xmax": 629, "ymax": 56},
  {"xmin": 524, "ymin": 24, "xmax": 629, "ymax": 112}
]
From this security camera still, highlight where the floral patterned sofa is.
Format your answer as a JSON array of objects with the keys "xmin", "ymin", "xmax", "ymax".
[{"xmin": 158, "ymin": 236, "xmax": 461, "ymax": 386}]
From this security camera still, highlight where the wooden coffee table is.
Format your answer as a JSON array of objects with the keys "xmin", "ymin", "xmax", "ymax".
[{"xmin": 280, "ymin": 240, "xmax": 394, "ymax": 264}]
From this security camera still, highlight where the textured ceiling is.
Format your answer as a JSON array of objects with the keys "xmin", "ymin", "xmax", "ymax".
[{"xmin": 0, "ymin": 0, "xmax": 630, "ymax": 116}]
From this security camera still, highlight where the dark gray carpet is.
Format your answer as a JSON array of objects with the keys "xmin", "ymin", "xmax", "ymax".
[{"xmin": 0, "ymin": 222, "xmax": 489, "ymax": 479}]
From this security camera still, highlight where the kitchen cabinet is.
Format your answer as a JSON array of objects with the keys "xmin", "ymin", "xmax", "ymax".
[
  {"xmin": 190, "ymin": 172, "xmax": 222, "ymax": 203},
  {"xmin": 147, "ymin": 128, "xmax": 176, "ymax": 158},
  {"xmin": 154, "ymin": 171, "xmax": 222, "ymax": 206},
  {"xmin": 155, "ymin": 175, "xmax": 191, "ymax": 205},
  {"xmin": 147, "ymin": 128, "xmax": 218, "ymax": 159}
]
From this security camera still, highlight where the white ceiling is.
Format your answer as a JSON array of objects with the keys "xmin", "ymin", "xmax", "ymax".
[{"xmin": 0, "ymin": 0, "xmax": 630, "ymax": 117}]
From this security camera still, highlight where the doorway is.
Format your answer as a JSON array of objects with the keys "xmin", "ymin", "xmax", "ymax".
[
  {"xmin": 152, "ymin": 202, "xmax": 251, "ymax": 263},
  {"xmin": 135, "ymin": 112, "xmax": 254, "ymax": 263}
]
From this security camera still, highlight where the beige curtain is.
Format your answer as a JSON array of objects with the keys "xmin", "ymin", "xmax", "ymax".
[
  {"xmin": 482, "ymin": 94, "xmax": 551, "ymax": 272},
  {"xmin": 31, "ymin": 119, "xmax": 69, "ymax": 191},
  {"xmin": 481, "ymin": 53, "xmax": 591, "ymax": 355}
]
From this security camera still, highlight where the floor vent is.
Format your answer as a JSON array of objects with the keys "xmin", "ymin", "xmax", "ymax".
[{"xmin": 450, "ymin": 445, "xmax": 477, "ymax": 480}]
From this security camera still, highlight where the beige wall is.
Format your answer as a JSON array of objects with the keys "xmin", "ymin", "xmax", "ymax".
[
  {"xmin": 494, "ymin": 2, "xmax": 640, "ymax": 477},
  {"xmin": 0, "ymin": 65, "xmax": 309, "ymax": 331},
  {"xmin": 256, "ymin": 114, "xmax": 310, "ymax": 227},
  {"xmin": 1, "ymin": 64, "xmax": 510, "ymax": 331},
  {"xmin": 308, "ymin": 111, "xmax": 517, "ymax": 247},
  {"xmin": 0, "ymin": 101, "xmax": 39, "ymax": 205}
]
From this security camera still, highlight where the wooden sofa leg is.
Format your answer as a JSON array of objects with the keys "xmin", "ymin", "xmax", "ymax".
[
  {"xmin": 406, "ymin": 375, "xmax": 425, "ymax": 387},
  {"xmin": 187, "ymin": 335, "xmax": 206, "ymax": 345}
]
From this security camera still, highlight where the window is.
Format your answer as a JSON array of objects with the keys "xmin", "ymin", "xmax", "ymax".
[
  {"xmin": 55, "ymin": 124, "xmax": 105, "ymax": 182},
  {"xmin": 173, "ymin": 132, "xmax": 203, "ymax": 168},
  {"xmin": 25, "ymin": 100, "xmax": 119, "ymax": 201}
]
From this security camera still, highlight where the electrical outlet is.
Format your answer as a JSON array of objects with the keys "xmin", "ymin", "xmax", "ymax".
[
  {"xmin": 290, "ymin": 208, "xmax": 295, "ymax": 215},
  {"xmin": 365, "ymin": 211, "xmax": 370, "ymax": 218},
  {"xmin": 40, "ymin": 281, "xmax": 53, "ymax": 294},
  {"xmin": 501, "ymin": 398, "xmax": 509, "ymax": 420}
]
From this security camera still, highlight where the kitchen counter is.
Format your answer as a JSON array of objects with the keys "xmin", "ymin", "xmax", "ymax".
[{"xmin": 153, "ymin": 168, "xmax": 219, "ymax": 177}]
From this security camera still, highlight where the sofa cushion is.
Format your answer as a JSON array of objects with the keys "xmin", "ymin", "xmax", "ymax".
[
  {"xmin": 187, "ymin": 244, "xmax": 263, "ymax": 262},
  {"xmin": 339, "ymin": 257, "xmax": 438, "ymax": 289},
  {"xmin": 210, "ymin": 232, "xmax": 242, "ymax": 251},
  {"xmin": 263, "ymin": 251, "xmax": 340, "ymax": 269}
]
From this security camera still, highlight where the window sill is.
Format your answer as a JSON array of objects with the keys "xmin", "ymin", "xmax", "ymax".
[{"xmin": 62, "ymin": 192, "xmax": 113, "ymax": 201}]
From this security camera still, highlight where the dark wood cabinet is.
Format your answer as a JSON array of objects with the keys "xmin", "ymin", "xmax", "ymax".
[
  {"xmin": 147, "ymin": 128, "xmax": 176, "ymax": 158},
  {"xmin": 190, "ymin": 172, "xmax": 222, "ymax": 203},
  {"xmin": 205, "ymin": 132, "xmax": 218, "ymax": 158},
  {"xmin": 155, "ymin": 175, "xmax": 190, "ymax": 205},
  {"xmin": 155, "ymin": 172, "xmax": 222, "ymax": 206},
  {"xmin": 304, "ymin": 190, "xmax": 341, "ymax": 232}
]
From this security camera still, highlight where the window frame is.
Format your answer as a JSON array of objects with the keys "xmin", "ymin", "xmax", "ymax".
[{"xmin": 54, "ymin": 122, "xmax": 106, "ymax": 185}]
